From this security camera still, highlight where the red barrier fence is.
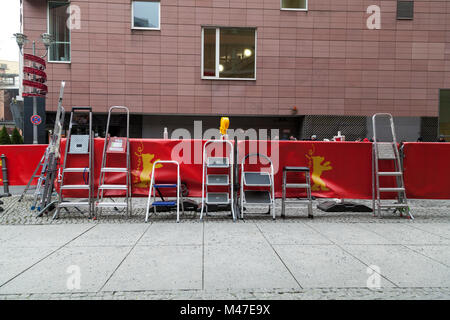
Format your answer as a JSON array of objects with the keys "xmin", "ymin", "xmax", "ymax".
[{"xmin": 1, "ymin": 140, "xmax": 449, "ymax": 199}]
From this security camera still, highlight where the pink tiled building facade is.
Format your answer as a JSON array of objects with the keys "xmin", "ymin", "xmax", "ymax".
[{"xmin": 22, "ymin": 0, "xmax": 450, "ymax": 140}]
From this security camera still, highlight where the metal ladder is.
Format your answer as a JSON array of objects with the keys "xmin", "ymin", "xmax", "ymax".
[
  {"xmin": 18, "ymin": 81, "xmax": 66, "ymax": 215},
  {"xmin": 95, "ymin": 106, "xmax": 132, "ymax": 218},
  {"xmin": 145, "ymin": 160, "xmax": 184, "ymax": 223},
  {"xmin": 281, "ymin": 166, "xmax": 313, "ymax": 218},
  {"xmin": 372, "ymin": 113, "xmax": 413, "ymax": 219},
  {"xmin": 200, "ymin": 139, "xmax": 235, "ymax": 221},
  {"xmin": 239, "ymin": 153, "xmax": 275, "ymax": 220},
  {"xmin": 54, "ymin": 107, "xmax": 94, "ymax": 219}
]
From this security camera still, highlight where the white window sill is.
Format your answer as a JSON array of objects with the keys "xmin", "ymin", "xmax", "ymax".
[
  {"xmin": 48, "ymin": 60, "xmax": 71, "ymax": 64},
  {"xmin": 132, "ymin": 27, "xmax": 160, "ymax": 31},
  {"xmin": 202, "ymin": 76, "xmax": 256, "ymax": 81},
  {"xmin": 280, "ymin": 8, "xmax": 308, "ymax": 11}
]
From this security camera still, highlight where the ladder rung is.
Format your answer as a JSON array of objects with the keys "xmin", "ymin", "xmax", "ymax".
[
  {"xmin": 378, "ymin": 203, "xmax": 409, "ymax": 208},
  {"xmin": 207, "ymin": 174, "xmax": 229, "ymax": 186},
  {"xmin": 206, "ymin": 193, "xmax": 230, "ymax": 204},
  {"xmin": 67, "ymin": 152, "xmax": 90, "ymax": 155},
  {"xmin": 99, "ymin": 185, "xmax": 128, "ymax": 190},
  {"xmin": 58, "ymin": 201, "xmax": 90, "ymax": 207},
  {"xmin": 152, "ymin": 201, "xmax": 177, "ymax": 206},
  {"xmin": 63, "ymin": 168, "xmax": 87, "ymax": 173},
  {"xmin": 61, "ymin": 185, "xmax": 90, "ymax": 190},
  {"xmin": 96, "ymin": 202, "xmax": 127, "ymax": 208},
  {"xmin": 286, "ymin": 183, "xmax": 310, "ymax": 188},
  {"xmin": 154, "ymin": 184, "xmax": 177, "ymax": 188},
  {"xmin": 378, "ymin": 172, "xmax": 402, "ymax": 176},
  {"xmin": 206, "ymin": 157, "xmax": 230, "ymax": 168},
  {"xmin": 283, "ymin": 200, "xmax": 311, "ymax": 204},
  {"xmin": 379, "ymin": 187, "xmax": 405, "ymax": 192},
  {"xmin": 101, "ymin": 167, "xmax": 127, "ymax": 173}
]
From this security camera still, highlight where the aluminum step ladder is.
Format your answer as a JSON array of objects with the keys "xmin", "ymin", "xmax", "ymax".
[
  {"xmin": 145, "ymin": 160, "xmax": 184, "ymax": 223},
  {"xmin": 95, "ymin": 106, "xmax": 132, "ymax": 218},
  {"xmin": 239, "ymin": 153, "xmax": 275, "ymax": 220},
  {"xmin": 372, "ymin": 113, "xmax": 413, "ymax": 219},
  {"xmin": 200, "ymin": 139, "xmax": 235, "ymax": 221},
  {"xmin": 281, "ymin": 166, "xmax": 313, "ymax": 218},
  {"xmin": 54, "ymin": 106, "xmax": 94, "ymax": 219},
  {"xmin": 19, "ymin": 81, "xmax": 66, "ymax": 213}
]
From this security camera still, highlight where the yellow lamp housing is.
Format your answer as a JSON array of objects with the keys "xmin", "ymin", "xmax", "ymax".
[{"xmin": 220, "ymin": 117, "xmax": 230, "ymax": 135}]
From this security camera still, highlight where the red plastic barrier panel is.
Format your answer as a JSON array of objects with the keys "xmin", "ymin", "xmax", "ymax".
[
  {"xmin": 0, "ymin": 144, "xmax": 48, "ymax": 186},
  {"xmin": 403, "ymin": 142, "xmax": 450, "ymax": 199}
]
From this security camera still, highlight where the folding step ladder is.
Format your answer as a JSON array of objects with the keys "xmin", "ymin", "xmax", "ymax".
[
  {"xmin": 54, "ymin": 107, "xmax": 94, "ymax": 219},
  {"xmin": 239, "ymin": 153, "xmax": 275, "ymax": 220},
  {"xmin": 281, "ymin": 166, "xmax": 313, "ymax": 218},
  {"xmin": 95, "ymin": 106, "xmax": 132, "ymax": 218},
  {"xmin": 372, "ymin": 113, "xmax": 413, "ymax": 219},
  {"xmin": 145, "ymin": 160, "xmax": 184, "ymax": 223},
  {"xmin": 200, "ymin": 139, "xmax": 235, "ymax": 221},
  {"xmin": 19, "ymin": 81, "xmax": 66, "ymax": 213}
]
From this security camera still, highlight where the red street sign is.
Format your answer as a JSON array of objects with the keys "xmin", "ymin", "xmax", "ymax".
[{"xmin": 30, "ymin": 115, "xmax": 42, "ymax": 125}]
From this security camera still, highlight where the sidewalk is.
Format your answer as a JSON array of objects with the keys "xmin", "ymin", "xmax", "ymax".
[{"xmin": 1, "ymin": 207, "xmax": 450, "ymax": 299}]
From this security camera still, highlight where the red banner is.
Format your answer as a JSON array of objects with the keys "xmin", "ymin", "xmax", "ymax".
[{"xmin": 2, "ymin": 140, "xmax": 450, "ymax": 200}]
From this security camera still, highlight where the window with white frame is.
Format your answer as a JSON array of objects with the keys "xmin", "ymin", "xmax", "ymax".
[
  {"xmin": 281, "ymin": 0, "xmax": 308, "ymax": 10},
  {"xmin": 132, "ymin": 0, "xmax": 160, "ymax": 30},
  {"xmin": 48, "ymin": 1, "xmax": 71, "ymax": 62},
  {"xmin": 202, "ymin": 27, "xmax": 256, "ymax": 80}
]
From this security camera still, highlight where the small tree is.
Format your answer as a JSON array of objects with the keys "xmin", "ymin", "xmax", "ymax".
[
  {"xmin": 11, "ymin": 127, "xmax": 24, "ymax": 144},
  {"xmin": 0, "ymin": 126, "xmax": 11, "ymax": 145}
]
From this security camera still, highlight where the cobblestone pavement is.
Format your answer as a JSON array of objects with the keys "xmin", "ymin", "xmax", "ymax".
[{"xmin": 0, "ymin": 195, "xmax": 449, "ymax": 300}]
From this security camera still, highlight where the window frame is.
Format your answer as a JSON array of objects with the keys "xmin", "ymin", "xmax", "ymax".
[
  {"xmin": 201, "ymin": 26, "xmax": 257, "ymax": 81},
  {"xmin": 280, "ymin": 0, "xmax": 308, "ymax": 11},
  {"xmin": 131, "ymin": 0, "xmax": 161, "ymax": 31},
  {"xmin": 47, "ymin": 0, "xmax": 71, "ymax": 63}
]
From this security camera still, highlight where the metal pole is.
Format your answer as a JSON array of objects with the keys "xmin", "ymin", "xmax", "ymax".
[
  {"xmin": 1, "ymin": 154, "xmax": 11, "ymax": 197},
  {"xmin": 32, "ymin": 41, "xmax": 38, "ymax": 144}
]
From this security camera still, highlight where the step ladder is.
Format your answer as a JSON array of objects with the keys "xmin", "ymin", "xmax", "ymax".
[
  {"xmin": 19, "ymin": 81, "xmax": 66, "ymax": 214},
  {"xmin": 145, "ymin": 160, "xmax": 184, "ymax": 223},
  {"xmin": 372, "ymin": 113, "xmax": 413, "ymax": 219},
  {"xmin": 54, "ymin": 106, "xmax": 94, "ymax": 219},
  {"xmin": 200, "ymin": 139, "xmax": 235, "ymax": 221},
  {"xmin": 281, "ymin": 166, "xmax": 313, "ymax": 218},
  {"xmin": 239, "ymin": 153, "xmax": 275, "ymax": 220},
  {"xmin": 95, "ymin": 106, "xmax": 132, "ymax": 218}
]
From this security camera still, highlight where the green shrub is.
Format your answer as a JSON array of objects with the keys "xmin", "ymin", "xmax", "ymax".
[
  {"xmin": 0, "ymin": 126, "xmax": 11, "ymax": 145},
  {"xmin": 11, "ymin": 127, "xmax": 24, "ymax": 144}
]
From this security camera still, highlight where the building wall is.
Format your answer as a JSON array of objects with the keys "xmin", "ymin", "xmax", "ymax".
[{"xmin": 23, "ymin": 0, "xmax": 450, "ymax": 119}]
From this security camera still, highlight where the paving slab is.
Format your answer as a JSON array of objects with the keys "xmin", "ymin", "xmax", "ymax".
[
  {"xmin": 303, "ymin": 222, "xmax": 392, "ymax": 245},
  {"xmin": 0, "ymin": 225, "xmax": 93, "ymax": 248},
  {"xmin": 406, "ymin": 245, "xmax": 450, "ymax": 267},
  {"xmin": 204, "ymin": 222, "xmax": 266, "ymax": 245},
  {"xmin": 204, "ymin": 243, "xmax": 299, "ymax": 290},
  {"xmin": 273, "ymin": 244, "xmax": 391, "ymax": 288},
  {"xmin": 137, "ymin": 222, "xmax": 202, "ymax": 246},
  {"xmin": 357, "ymin": 223, "xmax": 450, "ymax": 245},
  {"xmin": 68, "ymin": 224, "xmax": 148, "ymax": 247},
  {"xmin": 408, "ymin": 223, "xmax": 450, "ymax": 240},
  {"xmin": 256, "ymin": 222, "xmax": 332, "ymax": 245},
  {"xmin": 0, "ymin": 246, "xmax": 131, "ymax": 294},
  {"xmin": 0, "ymin": 246, "xmax": 58, "ymax": 286},
  {"xmin": 102, "ymin": 245, "xmax": 202, "ymax": 291},
  {"xmin": 342, "ymin": 245, "xmax": 450, "ymax": 287}
]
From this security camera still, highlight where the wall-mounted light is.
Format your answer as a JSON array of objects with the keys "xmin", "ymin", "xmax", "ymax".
[
  {"xmin": 219, "ymin": 64, "xmax": 224, "ymax": 72},
  {"xmin": 244, "ymin": 48, "xmax": 252, "ymax": 57},
  {"xmin": 41, "ymin": 33, "xmax": 53, "ymax": 50},
  {"xmin": 13, "ymin": 33, "xmax": 28, "ymax": 51}
]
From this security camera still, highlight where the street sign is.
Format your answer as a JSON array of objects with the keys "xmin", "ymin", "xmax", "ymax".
[{"xmin": 30, "ymin": 114, "xmax": 42, "ymax": 125}]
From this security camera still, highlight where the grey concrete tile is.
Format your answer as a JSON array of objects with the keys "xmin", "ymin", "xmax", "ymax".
[
  {"xmin": 343, "ymin": 245, "xmax": 450, "ymax": 287},
  {"xmin": 273, "ymin": 244, "xmax": 390, "ymax": 288},
  {"xmin": 409, "ymin": 224, "xmax": 450, "ymax": 240},
  {"xmin": 256, "ymin": 222, "xmax": 332, "ymax": 245},
  {"xmin": 0, "ymin": 246, "xmax": 131, "ymax": 294},
  {"xmin": 304, "ymin": 223, "xmax": 392, "ymax": 245},
  {"xmin": 204, "ymin": 222, "xmax": 266, "ymax": 245},
  {"xmin": 137, "ymin": 222, "xmax": 202, "ymax": 246},
  {"xmin": 0, "ymin": 225, "xmax": 93, "ymax": 248},
  {"xmin": 357, "ymin": 223, "xmax": 450, "ymax": 245},
  {"xmin": 102, "ymin": 245, "xmax": 202, "ymax": 291},
  {"xmin": 0, "ymin": 246, "xmax": 58, "ymax": 285},
  {"xmin": 204, "ymin": 243, "xmax": 299, "ymax": 290},
  {"xmin": 68, "ymin": 224, "xmax": 148, "ymax": 247},
  {"xmin": 406, "ymin": 245, "xmax": 450, "ymax": 267}
]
